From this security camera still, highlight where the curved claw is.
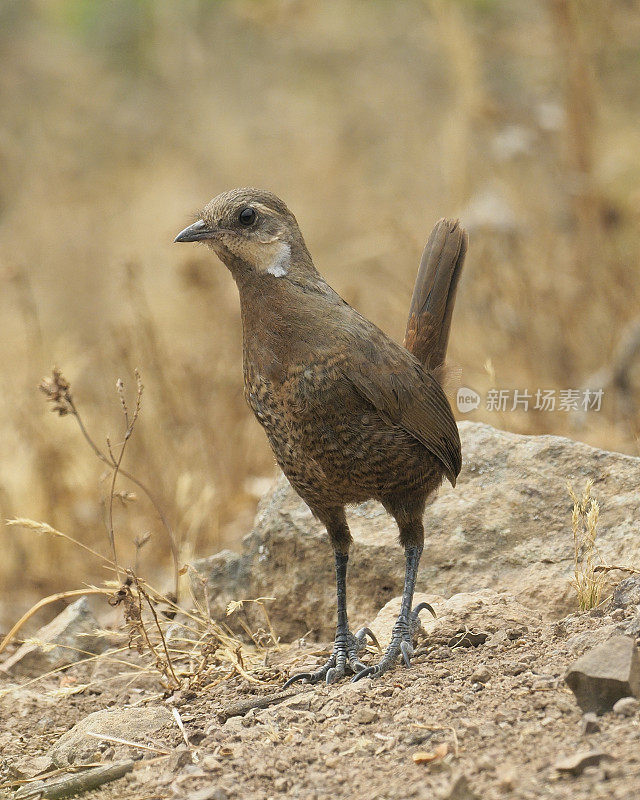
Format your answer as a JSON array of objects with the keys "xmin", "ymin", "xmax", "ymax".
[
  {"xmin": 326, "ymin": 667, "xmax": 343, "ymax": 685},
  {"xmin": 348, "ymin": 657, "xmax": 367, "ymax": 674},
  {"xmin": 355, "ymin": 626, "xmax": 381, "ymax": 652},
  {"xmin": 412, "ymin": 601, "xmax": 437, "ymax": 620},
  {"xmin": 283, "ymin": 672, "xmax": 314, "ymax": 690},
  {"xmin": 400, "ymin": 639, "xmax": 413, "ymax": 668},
  {"xmin": 284, "ymin": 627, "xmax": 370, "ymax": 688},
  {"xmin": 351, "ymin": 665, "xmax": 377, "ymax": 683}
]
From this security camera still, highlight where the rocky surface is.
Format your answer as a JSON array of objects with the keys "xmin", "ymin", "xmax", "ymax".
[
  {"xmin": 2, "ymin": 589, "xmax": 640, "ymax": 800},
  {"xmin": 611, "ymin": 575, "xmax": 640, "ymax": 610},
  {"xmin": 0, "ymin": 598, "xmax": 106, "ymax": 678},
  {"xmin": 369, "ymin": 588, "xmax": 542, "ymax": 646},
  {"xmin": 192, "ymin": 422, "xmax": 640, "ymax": 640}
]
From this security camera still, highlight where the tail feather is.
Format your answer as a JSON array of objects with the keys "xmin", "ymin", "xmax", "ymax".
[{"xmin": 403, "ymin": 218, "xmax": 467, "ymax": 373}]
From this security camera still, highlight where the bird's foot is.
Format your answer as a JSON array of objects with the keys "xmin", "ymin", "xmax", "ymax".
[
  {"xmin": 283, "ymin": 627, "xmax": 379, "ymax": 688},
  {"xmin": 352, "ymin": 601, "xmax": 435, "ymax": 682}
]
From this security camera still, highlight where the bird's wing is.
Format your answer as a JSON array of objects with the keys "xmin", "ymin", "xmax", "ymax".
[{"xmin": 339, "ymin": 325, "xmax": 462, "ymax": 486}]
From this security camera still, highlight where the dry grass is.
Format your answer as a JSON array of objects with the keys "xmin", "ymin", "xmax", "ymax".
[
  {"xmin": 0, "ymin": 518, "xmax": 284, "ymax": 705},
  {"xmin": 1, "ymin": 0, "xmax": 640, "ymax": 625},
  {"xmin": 568, "ymin": 480, "xmax": 605, "ymax": 611},
  {"xmin": 0, "ymin": 368, "xmax": 283, "ymax": 697}
]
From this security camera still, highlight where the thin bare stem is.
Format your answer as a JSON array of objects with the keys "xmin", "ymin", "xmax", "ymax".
[
  {"xmin": 6, "ymin": 518, "xmax": 115, "ymax": 569},
  {"xmin": 132, "ymin": 573, "xmax": 180, "ymax": 688},
  {"xmin": 106, "ymin": 373, "xmax": 143, "ymax": 582},
  {"xmin": 66, "ymin": 392, "xmax": 180, "ymax": 598},
  {"xmin": 84, "ymin": 732, "xmax": 170, "ymax": 755},
  {"xmin": 594, "ymin": 564, "xmax": 640, "ymax": 575}
]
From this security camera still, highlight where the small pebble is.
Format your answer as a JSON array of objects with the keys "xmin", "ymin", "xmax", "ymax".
[
  {"xmin": 612, "ymin": 696, "xmax": 639, "ymax": 717},
  {"xmin": 496, "ymin": 763, "xmax": 518, "ymax": 791},
  {"xmin": 581, "ymin": 713, "xmax": 601, "ymax": 735},
  {"xmin": 273, "ymin": 776, "xmax": 289, "ymax": 792},
  {"xmin": 352, "ymin": 707, "xmax": 379, "ymax": 725},
  {"xmin": 469, "ymin": 666, "xmax": 491, "ymax": 684}
]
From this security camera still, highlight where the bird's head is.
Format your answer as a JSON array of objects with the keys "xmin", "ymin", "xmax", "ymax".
[{"xmin": 174, "ymin": 188, "xmax": 316, "ymax": 282}]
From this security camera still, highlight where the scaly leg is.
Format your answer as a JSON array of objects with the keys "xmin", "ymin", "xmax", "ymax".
[
  {"xmin": 283, "ymin": 550, "xmax": 377, "ymax": 687},
  {"xmin": 352, "ymin": 545, "xmax": 433, "ymax": 681}
]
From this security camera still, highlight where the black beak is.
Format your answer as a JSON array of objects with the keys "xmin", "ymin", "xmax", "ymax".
[{"xmin": 174, "ymin": 219, "xmax": 215, "ymax": 243}]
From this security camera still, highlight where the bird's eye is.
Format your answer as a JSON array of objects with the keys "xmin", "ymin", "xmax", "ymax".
[{"xmin": 238, "ymin": 207, "xmax": 257, "ymax": 227}]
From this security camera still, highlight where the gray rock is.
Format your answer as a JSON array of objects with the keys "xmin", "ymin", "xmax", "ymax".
[
  {"xmin": 369, "ymin": 589, "xmax": 541, "ymax": 649},
  {"xmin": 611, "ymin": 575, "xmax": 640, "ymax": 611},
  {"xmin": 50, "ymin": 706, "xmax": 177, "ymax": 767},
  {"xmin": 192, "ymin": 422, "xmax": 640, "ymax": 641},
  {"xmin": 1, "ymin": 598, "xmax": 106, "ymax": 677},
  {"xmin": 612, "ymin": 696, "xmax": 639, "ymax": 717},
  {"xmin": 624, "ymin": 613, "xmax": 640, "ymax": 638},
  {"xmin": 190, "ymin": 549, "xmax": 250, "ymax": 607},
  {"xmin": 564, "ymin": 623, "xmax": 622, "ymax": 655},
  {"xmin": 565, "ymin": 636, "xmax": 640, "ymax": 714}
]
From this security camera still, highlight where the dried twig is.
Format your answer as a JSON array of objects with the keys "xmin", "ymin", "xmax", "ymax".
[
  {"xmin": 39, "ymin": 368, "xmax": 180, "ymax": 598},
  {"xmin": 6, "ymin": 519, "xmax": 115, "ymax": 569},
  {"xmin": 104, "ymin": 374, "xmax": 143, "ymax": 581},
  {"xmin": 84, "ymin": 732, "xmax": 170, "ymax": 755},
  {"xmin": 217, "ymin": 691, "xmax": 295, "ymax": 722},
  {"xmin": 110, "ymin": 576, "xmax": 180, "ymax": 690},
  {"xmin": 593, "ymin": 564, "xmax": 640, "ymax": 575},
  {"xmin": 12, "ymin": 760, "xmax": 134, "ymax": 799},
  {"xmin": 134, "ymin": 574, "xmax": 180, "ymax": 688}
]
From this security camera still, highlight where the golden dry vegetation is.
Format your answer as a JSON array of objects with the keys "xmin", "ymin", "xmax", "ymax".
[{"xmin": 1, "ymin": 0, "xmax": 639, "ymax": 627}]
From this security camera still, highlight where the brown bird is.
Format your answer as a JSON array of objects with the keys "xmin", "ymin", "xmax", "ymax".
[{"xmin": 175, "ymin": 189, "xmax": 467, "ymax": 684}]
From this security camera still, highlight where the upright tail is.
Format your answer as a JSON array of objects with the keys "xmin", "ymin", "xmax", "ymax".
[{"xmin": 403, "ymin": 218, "xmax": 467, "ymax": 375}]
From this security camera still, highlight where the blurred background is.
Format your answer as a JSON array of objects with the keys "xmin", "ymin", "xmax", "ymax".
[{"xmin": 1, "ymin": 0, "xmax": 639, "ymax": 627}]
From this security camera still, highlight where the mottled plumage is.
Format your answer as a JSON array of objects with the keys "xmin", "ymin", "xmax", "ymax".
[{"xmin": 175, "ymin": 188, "xmax": 467, "ymax": 683}]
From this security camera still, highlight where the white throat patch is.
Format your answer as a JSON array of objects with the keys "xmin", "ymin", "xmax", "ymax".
[{"xmin": 266, "ymin": 242, "xmax": 291, "ymax": 277}]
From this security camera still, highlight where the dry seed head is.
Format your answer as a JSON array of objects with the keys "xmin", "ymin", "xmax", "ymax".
[
  {"xmin": 571, "ymin": 504, "xmax": 580, "ymax": 536},
  {"xmin": 116, "ymin": 377, "xmax": 128, "ymax": 420},
  {"xmin": 39, "ymin": 367, "xmax": 73, "ymax": 416},
  {"xmin": 586, "ymin": 499, "xmax": 600, "ymax": 543}
]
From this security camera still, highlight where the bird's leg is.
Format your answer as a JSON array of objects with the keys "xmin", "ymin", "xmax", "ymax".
[
  {"xmin": 353, "ymin": 545, "xmax": 432, "ymax": 682},
  {"xmin": 283, "ymin": 549, "xmax": 377, "ymax": 687}
]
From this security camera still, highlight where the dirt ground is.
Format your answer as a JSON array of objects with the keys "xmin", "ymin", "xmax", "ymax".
[{"xmin": 1, "ymin": 602, "xmax": 639, "ymax": 800}]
